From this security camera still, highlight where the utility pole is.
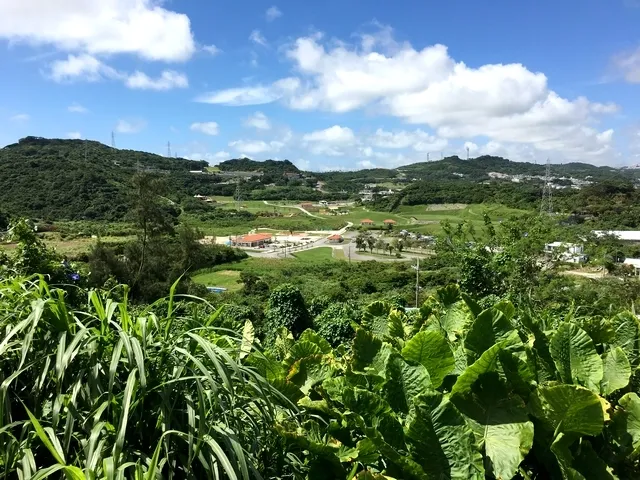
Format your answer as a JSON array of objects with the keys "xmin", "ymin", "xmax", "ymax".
[
  {"xmin": 111, "ymin": 131, "xmax": 116, "ymax": 148},
  {"xmin": 414, "ymin": 257, "xmax": 420, "ymax": 308},
  {"xmin": 235, "ymin": 181, "xmax": 241, "ymax": 210},
  {"xmin": 167, "ymin": 141, "xmax": 171, "ymax": 158},
  {"xmin": 540, "ymin": 158, "xmax": 553, "ymax": 215}
]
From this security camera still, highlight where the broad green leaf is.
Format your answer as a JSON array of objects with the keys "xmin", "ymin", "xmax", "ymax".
[
  {"xmin": 440, "ymin": 301, "xmax": 471, "ymax": 341},
  {"xmin": 405, "ymin": 391, "xmax": 484, "ymax": 480},
  {"xmin": 352, "ymin": 328, "xmax": 392, "ymax": 376},
  {"xmin": 362, "ymin": 301, "xmax": 392, "ymax": 338},
  {"xmin": 464, "ymin": 308, "xmax": 519, "ymax": 359},
  {"xmin": 530, "ymin": 385, "xmax": 604, "ymax": 436},
  {"xmin": 343, "ymin": 388, "xmax": 404, "ymax": 448},
  {"xmin": 401, "ymin": 330, "xmax": 454, "ymax": 388},
  {"xmin": 493, "ymin": 300, "xmax": 516, "ymax": 321},
  {"xmin": 610, "ymin": 312, "xmax": 640, "ymax": 368},
  {"xmin": 384, "ymin": 354, "xmax": 431, "ymax": 413},
  {"xmin": 287, "ymin": 354, "xmax": 334, "ymax": 395},
  {"xmin": 600, "ymin": 347, "xmax": 631, "ymax": 396},
  {"xmin": 461, "ymin": 292, "xmax": 482, "ymax": 318},
  {"xmin": 24, "ymin": 405, "xmax": 65, "ymax": 464},
  {"xmin": 452, "ymin": 373, "xmax": 533, "ymax": 480},
  {"xmin": 298, "ymin": 329, "xmax": 333, "ymax": 354},
  {"xmin": 388, "ymin": 310, "xmax": 405, "ymax": 340},
  {"xmin": 550, "ymin": 433, "xmax": 587, "ymax": 480},
  {"xmin": 283, "ymin": 341, "xmax": 322, "ymax": 369},
  {"xmin": 550, "ymin": 322, "xmax": 603, "ymax": 392},
  {"xmin": 452, "ymin": 343, "xmax": 502, "ymax": 396},
  {"xmin": 612, "ymin": 392, "xmax": 640, "ymax": 456},
  {"xmin": 437, "ymin": 284, "xmax": 461, "ymax": 306}
]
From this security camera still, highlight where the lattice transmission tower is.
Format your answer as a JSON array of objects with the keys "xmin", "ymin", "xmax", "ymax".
[{"xmin": 540, "ymin": 158, "xmax": 553, "ymax": 215}]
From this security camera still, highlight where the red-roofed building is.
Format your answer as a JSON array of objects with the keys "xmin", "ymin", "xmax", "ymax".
[
  {"xmin": 360, "ymin": 219, "xmax": 374, "ymax": 226},
  {"xmin": 383, "ymin": 219, "xmax": 397, "ymax": 225},
  {"xmin": 327, "ymin": 234, "xmax": 343, "ymax": 244},
  {"xmin": 231, "ymin": 233, "xmax": 273, "ymax": 247}
]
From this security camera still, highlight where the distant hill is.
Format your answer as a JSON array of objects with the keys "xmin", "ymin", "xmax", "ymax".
[
  {"xmin": 0, "ymin": 136, "xmax": 212, "ymax": 221},
  {"xmin": 217, "ymin": 158, "xmax": 299, "ymax": 174}
]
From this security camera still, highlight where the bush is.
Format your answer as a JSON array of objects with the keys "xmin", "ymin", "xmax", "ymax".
[
  {"xmin": 313, "ymin": 302, "xmax": 360, "ymax": 346},
  {"xmin": 264, "ymin": 283, "xmax": 312, "ymax": 344}
]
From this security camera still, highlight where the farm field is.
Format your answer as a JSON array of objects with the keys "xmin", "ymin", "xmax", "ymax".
[
  {"xmin": 291, "ymin": 246, "xmax": 335, "ymax": 262},
  {"xmin": 0, "ymin": 234, "xmax": 134, "ymax": 256},
  {"xmin": 190, "ymin": 269, "xmax": 242, "ymax": 291}
]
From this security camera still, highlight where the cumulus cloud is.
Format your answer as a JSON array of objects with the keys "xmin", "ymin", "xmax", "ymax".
[
  {"xmin": 49, "ymin": 54, "xmax": 119, "ymax": 82},
  {"xmin": 266, "ymin": 6, "xmax": 282, "ymax": 21},
  {"xmin": 249, "ymin": 30, "xmax": 267, "ymax": 47},
  {"xmin": 115, "ymin": 119, "xmax": 146, "ymax": 134},
  {"xmin": 125, "ymin": 70, "xmax": 188, "ymax": 90},
  {"xmin": 190, "ymin": 122, "xmax": 220, "ymax": 136},
  {"xmin": 0, "ymin": 0, "xmax": 196, "ymax": 62},
  {"xmin": 302, "ymin": 125, "xmax": 356, "ymax": 156},
  {"xmin": 186, "ymin": 150, "xmax": 230, "ymax": 163},
  {"xmin": 67, "ymin": 131, "xmax": 82, "ymax": 139},
  {"xmin": 228, "ymin": 139, "xmax": 284, "ymax": 155},
  {"xmin": 370, "ymin": 128, "xmax": 448, "ymax": 152},
  {"xmin": 244, "ymin": 112, "xmax": 271, "ymax": 130},
  {"xmin": 68, "ymin": 102, "xmax": 88, "ymax": 113},
  {"xmin": 211, "ymin": 27, "xmax": 616, "ymax": 162}
]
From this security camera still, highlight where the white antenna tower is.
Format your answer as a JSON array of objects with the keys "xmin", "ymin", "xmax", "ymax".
[
  {"xmin": 111, "ymin": 131, "xmax": 116, "ymax": 148},
  {"xmin": 540, "ymin": 158, "xmax": 553, "ymax": 215},
  {"xmin": 167, "ymin": 141, "xmax": 171, "ymax": 158}
]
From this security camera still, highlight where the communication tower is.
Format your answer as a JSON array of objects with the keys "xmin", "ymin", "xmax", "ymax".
[{"xmin": 540, "ymin": 158, "xmax": 553, "ymax": 215}]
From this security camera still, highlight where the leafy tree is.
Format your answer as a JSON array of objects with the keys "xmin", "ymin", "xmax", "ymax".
[
  {"xmin": 366, "ymin": 235, "xmax": 375, "ymax": 253},
  {"xmin": 264, "ymin": 283, "xmax": 312, "ymax": 344},
  {"xmin": 313, "ymin": 302, "xmax": 360, "ymax": 346},
  {"xmin": 375, "ymin": 237, "xmax": 386, "ymax": 254}
]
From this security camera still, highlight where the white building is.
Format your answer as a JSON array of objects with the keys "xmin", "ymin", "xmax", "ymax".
[
  {"xmin": 623, "ymin": 258, "xmax": 640, "ymax": 275},
  {"xmin": 545, "ymin": 242, "xmax": 587, "ymax": 264},
  {"xmin": 593, "ymin": 231, "xmax": 640, "ymax": 242}
]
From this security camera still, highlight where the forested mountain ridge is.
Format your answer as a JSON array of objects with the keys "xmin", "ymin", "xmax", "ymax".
[{"xmin": 217, "ymin": 157, "xmax": 300, "ymax": 174}]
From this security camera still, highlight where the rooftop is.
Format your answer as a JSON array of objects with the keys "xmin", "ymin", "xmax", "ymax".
[
  {"xmin": 593, "ymin": 230, "xmax": 640, "ymax": 242},
  {"xmin": 328, "ymin": 234, "xmax": 343, "ymax": 240},
  {"xmin": 360, "ymin": 219, "xmax": 374, "ymax": 223},
  {"xmin": 236, "ymin": 233, "xmax": 273, "ymax": 243},
  {"xmin": 383, "ymin": 219, "xmax": 397, "ymax": 224}
]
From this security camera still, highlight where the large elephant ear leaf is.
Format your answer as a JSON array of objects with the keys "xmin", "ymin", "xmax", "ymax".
[
  {"xmin": 600, "ymin": 347, "xmax": 631, "ymax": 396},
  {"xmin": 451, "ymin": 373, "xmax": 533, "ymax": 480},
  {"xmin": 464, "ymin": 308, "xmax": 519, "ymax": 359},
  {"xmin": 611, "ymin": 392, "xmax": 640, "ymax": 457},
  {"xmin": 405, "ymin": 391, "xmax": 484, "ymax": 480},
  {"xmin": 441, "ymin": 301, "xmax": 472, "ymax": 341},
  {"xmin": 401, "ymin": 330, "xmax": 454, "ymax": 388},
  {"xmin": 362, "ymin": 301, "xmax": 392, "ymax": 338},
  {"xmin": 384, "ymin": 354, "xmax": 431, "ymax": 414},
  {"xmin": 437, "ymin": 284, "xmax": 461, "ymax": 306},
  {"xmin": 352, "ymin": 328, "xmax": 392, "ymax": 377},
  {"xmin": 287, "ymin": 354, "xmax": 334, "ymax": 395},
  {"xmin": 550, "ymin": 322, "xmax": 603, "ymax": 392},
  {"xmin": 609, "ymin": 312, "xmax": 640, "ymax": 368},
  {"xmin": 530, "ymin": 385, "xmax": 604, "ymax": 436}
]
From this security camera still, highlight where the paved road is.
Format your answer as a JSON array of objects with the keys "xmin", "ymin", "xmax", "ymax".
[{"xmin": 262, "ymin": 200, "xmax": 324, "ymax": 219}]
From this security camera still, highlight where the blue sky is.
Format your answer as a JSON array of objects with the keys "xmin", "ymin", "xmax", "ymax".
[{"xmin": 1, "ymin": 0, "xmax": 640, "ymax": 170}]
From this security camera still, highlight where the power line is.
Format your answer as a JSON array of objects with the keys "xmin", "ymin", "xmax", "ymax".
[{"xmin": 540, "ymin": 157, "xmax": 553, "ymax": 215}]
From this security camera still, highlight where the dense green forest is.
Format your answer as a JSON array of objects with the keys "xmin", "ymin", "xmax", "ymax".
[{"xmin": 217, "ymin": 157, "xmax": 300, "ymax": 174}]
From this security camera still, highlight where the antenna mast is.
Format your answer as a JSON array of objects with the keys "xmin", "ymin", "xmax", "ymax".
[
  {"xmin": 111, "ymin": 131, "xmax": 116, "ymax": 148},
  {"xmin": 540, "ymin": 158, "xmax": 553, "ymax": 215},
  {"xmin": 235, "ymin": 180, "xmax": 242, "ymax": 210},
  {"xmin": 167, "ymin": 141, "xmax": 171, "ymax": 158}
]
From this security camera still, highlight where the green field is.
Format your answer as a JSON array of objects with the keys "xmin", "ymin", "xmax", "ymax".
[
  {"xmin": 191, "ymin": 269, "xmax": 243, "ymax": 290},
  {"xmin": 292, "ymin": 247, "xmax": 335, "ymax": 262}
]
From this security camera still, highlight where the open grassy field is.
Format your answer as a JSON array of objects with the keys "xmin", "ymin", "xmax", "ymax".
[
  {"xmin": 190, "ymin": 269, "xmax": 243, "ymax": 290},
  {"xmin": 292, "ymin": 247, "xmax": 335, "ymax": 262},
  {"xmin": 0, "ymin": 235, "xmax": 134, "ymax": 257}
]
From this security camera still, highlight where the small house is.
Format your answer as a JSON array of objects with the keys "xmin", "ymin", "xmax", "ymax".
[
  {"xmin": 360, "ymin": 219, "xmax": 374, "ymax": 226},
  {"xmin": 383, "ymin": 219, "xmax": 397, "ymax": 225},
  {"xmin": 327, "ymin": 234, "xmax": 344, "ymax": 244},
  {"xmin": 544, "ymin": 242, "xmax": 587, "ymax": 264}
]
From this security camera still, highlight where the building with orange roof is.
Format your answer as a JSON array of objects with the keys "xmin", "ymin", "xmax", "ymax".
[
  {"xmin": 327, "ymin": 234, "xmax": 343, "ymax": 244},
  {"xmin": 360, "ymin": 219, "xmax": 374, "ymax": 226},
  {"xmin": 383, "ymin": 219, "xmax": 397, "ymax": 225},
  {"xmin": 231, "ymin": 233, "xmax": 273, "ymax": 248}
]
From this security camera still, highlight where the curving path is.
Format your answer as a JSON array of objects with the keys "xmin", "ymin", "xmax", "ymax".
[{"xmin": 262, "ymin": 200, "xmax": 324, "ymax": 219}]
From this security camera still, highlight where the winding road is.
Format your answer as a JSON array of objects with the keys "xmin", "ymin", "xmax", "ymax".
[{"xmin": 262, "ymin": 200, "xmax": 324, "ymax": 219}]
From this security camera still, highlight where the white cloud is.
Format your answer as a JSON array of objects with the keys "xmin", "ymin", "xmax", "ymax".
[
  {"xmin": 190, "ymin": 122, "xmax": 220, "ymax": 136},
  {"xmin": 613, "ymin": 47, "xmax": 640, "ymax": 83},
  {"xmin": 125, "ymin": 70, "xmax": 188, "ymax": 90},
  {"xmin": 195, "ymin": 77, "xmax": 300, "ymax": 106},
  {"xmin": 49, "ymin": 54, "xmax": 119, "ymax": 82},
  {"xmin": 186, "ymin": 150, "xmax": 230, "ymax": 163},
  {"xmin": 249, "ymin": 30, "xmax": 267, "ymax": 47},
  {"xmin": 115, "ymin": 119, "xmax": 146, "ymax": 134},
  {"xmin": 266, "ymin": 6, "xmax": 282, "ymax": 21},
  {"xmin": 216, "ymin": 27, "xmax": 616, "ymax": 162},
  {"xmin": 10, "ymin": 113, "xmax": 30, "ymax": 122},
  {"xmin": 228, "ymin": 139, "xmax": 284, "ymax": 155},
  {"xmin": 590, "ymin": 102, "xmax": 620, "ymax": 114},
  {"xmin": 68, "ymin": 102, "xmax": 88, "ymax": 113},
  {"xmin": 370, "ymin": 128, "xmax": 448, "ymax": 152},
  {"xmin": 302, "ymin": 125, "xmax": 355, "ymax": 144},
  {"xmin": 0, "ymin": 0, "xmax": 196, "ymax": 62},
  {"xmin": 244, "ymin": 112, "xmax": 271, "ymax": 130},
  {"xmin": 67, "ymin": 131, "xmax": 82, "ymax": 139},
  {"xmin": 202, "ymin": 44, "xmax": 221, "ymax": 56}
]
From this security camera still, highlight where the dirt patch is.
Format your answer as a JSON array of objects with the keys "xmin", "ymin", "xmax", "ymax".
[{"xmin": 425, "ymin": 203, "xmax": 467, "ymax": 211}]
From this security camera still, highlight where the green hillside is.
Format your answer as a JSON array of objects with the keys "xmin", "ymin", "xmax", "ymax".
[
  {"xmin": 217, "ymin": 157, "xmax": 300, "ymax": 174},
  {"xmin": 0, "ymin": 137, "xmax": 210, "ymax": 220}
]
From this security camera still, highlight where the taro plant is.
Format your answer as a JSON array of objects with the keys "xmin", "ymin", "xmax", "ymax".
[{"xmin": 259, "ymin": 284, "xmax": 640, "ymax": 479}]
